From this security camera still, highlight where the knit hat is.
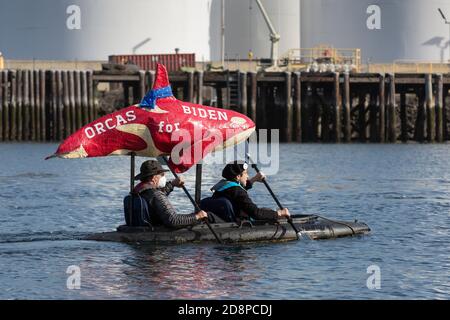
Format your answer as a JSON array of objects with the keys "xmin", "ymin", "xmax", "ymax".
[{"xmin": 222, "ymin": 161, "xmax": 248, "ymax": 181}]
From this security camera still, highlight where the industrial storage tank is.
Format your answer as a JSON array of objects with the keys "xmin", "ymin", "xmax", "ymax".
[
  {"xmin": 209, "ymin": 0, "xmax": 300, "ymax": 61},
  {"xmin": 301, "ymin": 0, "xmax": 450, "ymax": 63},
  {"xmin": 0, "ymin": 0, "xmax": 212, "ymax": 61}
]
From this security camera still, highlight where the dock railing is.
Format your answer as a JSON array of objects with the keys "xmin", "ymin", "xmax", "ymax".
[
  {"xmin": 366, "ymin": 60, "xmax": 450, "ymax": 74},
  {"xmin": 282, "ymin": 47, "xmax": 362, "ymax": 72}
]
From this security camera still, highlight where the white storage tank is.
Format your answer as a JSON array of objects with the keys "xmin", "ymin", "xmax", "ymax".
[
  {"xmin": 301, "ymin": 0, "xmax": 450, "ymax": 63},
  {"xmin": 209, "ymin": 0, "xmax": 300, "ymax": 61},
  {"xmin": 0, "ymin": 0, "xmax": 213, "ymax": 61}
]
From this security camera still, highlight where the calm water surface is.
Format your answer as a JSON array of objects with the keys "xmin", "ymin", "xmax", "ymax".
[{"xmin": 0, "ymin": 143, "xmax": 449, "ymax": 299}]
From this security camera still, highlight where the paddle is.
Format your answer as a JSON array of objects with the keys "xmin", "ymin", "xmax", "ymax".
[
  {"xmin": 246, "ymin": 153, "xmax": 302, "ymax": 240},
  {"xmin": 160, "ymin": 156, "xmax": 223, "ymax": 244}
]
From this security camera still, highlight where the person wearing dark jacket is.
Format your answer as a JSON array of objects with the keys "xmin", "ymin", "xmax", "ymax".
[
  {"xmin": 211, "ymin": 161, "xmax": 290, "ymax": 222},
  {"xmin": 133, "ymin": 160, "xmax": 208, "ymax": 228}
]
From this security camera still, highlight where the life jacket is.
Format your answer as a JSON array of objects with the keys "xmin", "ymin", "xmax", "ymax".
[
  {"xmin": 210, "ymin": 179, "xmax": 246, "ymax": 192},
  {"xmin": 210, "ymin": 179, "xmax": 255, "ymax": 223}
]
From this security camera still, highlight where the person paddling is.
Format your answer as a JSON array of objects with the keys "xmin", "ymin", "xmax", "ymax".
[
  {"xmin": 134, "ymin": 160, "xmax": 208, "ymax": 228},
  {"xmin": 210, "ymin": 161, "xmax": 290, "ymax": 222}
]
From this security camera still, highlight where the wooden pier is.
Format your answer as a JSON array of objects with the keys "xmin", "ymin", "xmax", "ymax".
[{"xmin": 0, "ymin": 69, "xmax": 449, "ymax": 143}]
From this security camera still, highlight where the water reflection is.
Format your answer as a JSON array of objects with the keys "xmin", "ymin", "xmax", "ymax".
[
  {"xmin": 126, "ymin": 245, "xmax": 261, "ymax": 299},
  {"xmin": 72, "ymin": 243, "xmax": 263, "ymax": 299}
]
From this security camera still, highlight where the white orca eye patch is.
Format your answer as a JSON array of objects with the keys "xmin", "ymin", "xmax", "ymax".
[{"xmin": 243, "ymin": 163, "xmax": 248, "ymax": 170}]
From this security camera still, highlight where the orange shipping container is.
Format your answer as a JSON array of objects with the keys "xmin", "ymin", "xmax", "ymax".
[{"xmin": 109, "ymin": 53, "xmax": 195, "ymax": 71}]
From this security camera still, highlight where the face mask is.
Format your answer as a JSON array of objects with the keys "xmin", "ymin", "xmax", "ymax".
[{"xmin": 158, "ymin": 175, "xmax": 167, "ymax": 188}]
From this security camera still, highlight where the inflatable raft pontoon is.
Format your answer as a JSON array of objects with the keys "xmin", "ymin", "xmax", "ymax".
[{"xmin": 85, "ymin": 214, "xmax": 370, "ymax": 244}]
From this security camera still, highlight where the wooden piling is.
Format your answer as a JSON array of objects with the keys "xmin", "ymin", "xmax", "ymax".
[
  {"xmin": 333, "ymin": 72, "xmax": 341, "ymax": 142},
  {"xmin": 144, "ymin": 70, "xmax": 153, "ymax": 92},
  {"xmin": 400, "ymin": 92, "xmax": 408, "ymax": 142},
  {"xmin": 0, "ymin": 71, "xmax": 3, "ymax": 141},
  {"xmin": 25, "ymin": 70, "xmax": 32, "ymax": 141},
  {"xmin": 39, "ymin": 70, "xmax": 46, "ymax": 141},
  {"xmin": 56, "ymin": 70, "xmax": 64, "ymax": 141},
  {"xmin": 33, "ymin": 70, "xmax": 41, "ymax": 141},
  {"xmin": 138, "ymin": 70, "xmax": 146, "ymax": 102},
  {"xmin": 23, "ymin": 70, "xmax": 31, "ymax": 141},
  {"xmin": 62, "ymin": 71, "xmax": 70, "ymax": 139},
  {"xmin": 436, "ymin": 74, "xmax": 444, "ymax": 142},
  {"xmin": 87, "ymin": 70, "xmax": 95, "ymax": 122},
  {"xmin": 312, "ymin": 88, "xmax": 321, "ymax": 142},
  {"xmin": 21, "ymin": 70, "xmax": 28, "ymax": 141},
  {"xmin": 50, "ymin": 70, "xmax": 57, "ymax": 141},
  {"xmin": 303, "ymin": 84, "xmax": 313, "ymax": 142},
  {"xmin": 387, "ymin": 74, "xmax": 397, "ymax": 143},
  {"xmin": 131, "ymin": 78, "xmax": 140, "ymax": 104},
  {"xmin": 123, "ymin": 83, "xmax": 131, "ymax": 105},
  {"xmin": 259, "ymin": 84, "xmax": 267, "ymax": 129},
  {"xmin": 196, "ymin": 71, "xmax": 204, "ymax": 105},
  {"xmin": 249, "ymin": 72, "xmax": 257, "ymax": 123},
  {"xmin": 444, "ymin": 82, "xmax": 449, "ymax": 141},
  {"xmin": 68, "ymin": 71, "xmax": 76, "ymax": 135},
  {"xmin": 29, "ymin": 70, "xmax": 35, "ymax": 141},
  {"xmin": 425, "ymin": 74, "xmax": 435, "ymax": 142},
  {"xmin": 369, "ymin": 89, "xmax": 378, "ymax": 142},
  {"xmin": 1, "ymin": 70, "xmax": 9, "ymax": 141},
  {"xmin": 81, "ymin": 71, "xmax": 88, "ymax": 126},
  {"xmin": 415, "ymin": 89, "xmax": 426, "ymax": 142},
  {"xmin": 35, "ymin": 70, "xmax": 42, "ymax": 141},
  {"xmin": 187, "ymin": 71, "xmax": 194, "ymax": 103},
  {"xmin": 10, "ymin": 70, "xmax": 17, "ymax": 141},
  {"xmin": 51, "ymin": 73, "xmax": 57, "ymax": 141},
  {"xmin": 16, "ymin": 70, "xmax": 23, "ymax": 141},
  {"xmin": 284, "ymin": 71, "xmax": 292, "ymax": 142},
  {"xmin": 217, "ymin": 86, "xmax": 224, "ymax": 109},
  {"xmin": 321, "ymin": 89, "xmax": 330, "ymax": 142},
  {"xmin": 293, "ymin": 72, "xmax": 302, "ymax": 142},
  {"xmin": 379, "ymin": 75, "xmax": 386, "ymax": 142},
  {"xmin": 74, "ymin": 70, "xmax": 82, "ymax": 130},
  {"xmin": 358, "ymin": 92, "xmax": 367, "ymax": 142},
  {"xmin": 147, "ymin": 70, "xmax": 155, "ymax": 93},
  {"xmin": 344, "ymin": 73, "xmax": 351, "ymax": 142},
  {"xmin": 239, "ymin": 72, "xmax": 247, "ymax": 115}
]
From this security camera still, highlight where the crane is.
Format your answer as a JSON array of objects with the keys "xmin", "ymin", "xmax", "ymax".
[{"xmin": 254, "ymin": 0, "xmax": 281, "ymax": 70}]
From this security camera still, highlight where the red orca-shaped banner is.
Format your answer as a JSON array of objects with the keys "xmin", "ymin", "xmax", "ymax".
[{"xmin": 47, "ymin": 64, "xmax": 255, "ymax": 173}]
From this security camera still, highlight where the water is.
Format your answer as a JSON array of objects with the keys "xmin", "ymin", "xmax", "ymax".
[{"xmin": 0, "ymin": 143, "xmax": 449, "ymax": 299}]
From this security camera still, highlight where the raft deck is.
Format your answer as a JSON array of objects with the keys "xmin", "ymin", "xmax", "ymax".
[{"xmin": 85, "ymin": 215, "xmax": 370, "ymax": 244}]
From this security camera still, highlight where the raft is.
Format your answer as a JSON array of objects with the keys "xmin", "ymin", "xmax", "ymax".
[{"xmin": 85, "ymin": 215, "xmax": 370, "ymax": 244}]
